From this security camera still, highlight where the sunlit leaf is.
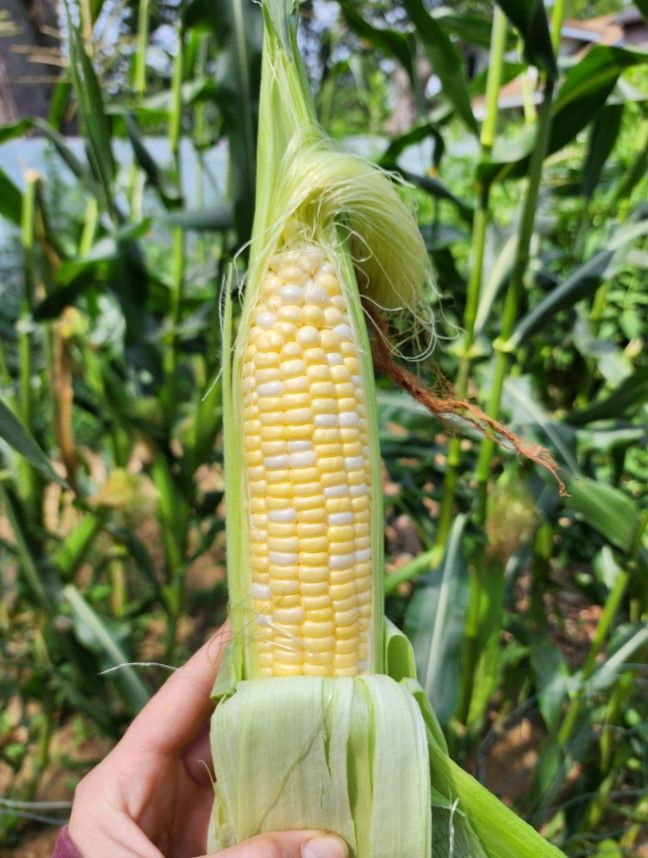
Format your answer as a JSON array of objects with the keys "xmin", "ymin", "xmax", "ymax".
[
  {"xmin": 405, "ymin": 515, "xmax": 469, "ymax": 723},
  {"xmin": 566, "ymin": 477, "xmax": 642, "ymax": 555}
]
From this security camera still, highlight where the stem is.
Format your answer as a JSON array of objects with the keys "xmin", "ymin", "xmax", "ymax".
[
  {"xmin": 165, "ymin": 31, "xmax": 186, "ymax": 383},
  {"xmin": 456, "ymin": 77, "xmax": 555, "ymax": 724},
  {"xmin": 110, "ymin": 556, "xmax": 126, "ymax": 617},
  {"xmin": 169, "ymin": 30, "xmax": 184, "ymax": 165},
  {"xmin": 193, "ymin": 32, "xmax": 209, "ymax": 263},
  {"xmin": 128, "ymin": 0, "xmax": 151, "ymax": 218},
  {"xmin": 480, "ymin": 9, "xmax": 507, "ymax": 153},
  {"xmin": 79, "ymin": 196, "xmax": 98, "ymax": 256},
  {"xmin": 37, "ymin": 702, "xmax": 53, "ymax": 772},
  {"xmin": 456, "ymin": 563, "xmax": 483, "ymax": 722},
  {"xmin": 435, "ymin": 10, "xmax": 506, "ymax": 547},
  {"xmin": 620, "ymin": 797, "xmax": 648, "ymax": 852},
  {"xmin": 79, "ymin": 0, "xmax": 93, "ymax": 55},
  {"xmin": 474, "ymin": 79, "xmax": 555, "ymax": 511},
  {"xmin": 19, "ymin": 173, "xmax": 40, "ymax": 517},
  {"xmin": 579, "ymin": 671, "xmax": 634, "ymax": 830},
  {"xmin": 133, "ymin": 0, "xmax": 150, "ymax": 95},
  {"xmin": 152, "ymin": 452, "xmax": 188, "ymax": 654},
  {"xmin": 0, "ymin": 337, "xmax": 10, "ymax": 386},
  {"xmin": 550, "ymin": 0, "xmax": 567, "ymax": 52},
  {"xmin": 519, "ymin": 35, "xmax": 537, "ymax": 126}
]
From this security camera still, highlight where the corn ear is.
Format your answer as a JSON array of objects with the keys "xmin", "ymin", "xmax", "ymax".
[{"xmin": 209, "ymin": 2, "xmax": 566, "ymax": 857}]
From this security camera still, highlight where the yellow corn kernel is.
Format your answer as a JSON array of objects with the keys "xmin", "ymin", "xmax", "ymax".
[{"xmin": 240, "ymin": 247, "xmax": 374, "ymax": 678}]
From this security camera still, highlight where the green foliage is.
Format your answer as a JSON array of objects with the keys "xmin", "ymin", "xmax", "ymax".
[{"xmin": 0, "ymin": 0, "xmax": 646, "ymax": 853}]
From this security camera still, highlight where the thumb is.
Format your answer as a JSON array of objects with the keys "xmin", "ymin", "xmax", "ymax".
[{"xmin": 199, "ymin": 829, "xmax": 348, "ymax": 858}]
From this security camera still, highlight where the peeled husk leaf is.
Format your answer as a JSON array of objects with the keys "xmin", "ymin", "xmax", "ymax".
[{"xmin": 208, "ymin": 675, "xmax": 431, "ymax": 857}]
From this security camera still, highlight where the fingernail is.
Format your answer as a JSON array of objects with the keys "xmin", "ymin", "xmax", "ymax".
[{"xmin": 302, "ymin": 835, "xmax": 347, "ymax": 858}]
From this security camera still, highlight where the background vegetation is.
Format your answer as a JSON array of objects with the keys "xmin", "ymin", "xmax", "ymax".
[{"xmin": 0, "ymin": 0, "xmax": 646, "ymax": 855}]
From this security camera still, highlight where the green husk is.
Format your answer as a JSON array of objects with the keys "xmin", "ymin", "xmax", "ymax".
[
  {"xmin": 210, "ymin": 2, "xmax": 567, "ymax": 856},
  {"xmin": 209, "ymin": 675, "xmax": 431, "ymax": 855},
  {"xmin": 250, "ymin": 0, "xmax": 434, "ymax": 319}
]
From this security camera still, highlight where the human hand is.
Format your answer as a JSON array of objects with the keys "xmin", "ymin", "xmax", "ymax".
[{"xmin": 66, "ymin": 625, "xmax": 348, "ymax": 858}]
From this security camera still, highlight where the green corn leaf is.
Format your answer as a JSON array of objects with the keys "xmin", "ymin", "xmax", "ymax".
[
  {"xmin": 502, "ymin": 377, "xmax": 579, "ymax": 473},
  {"xmin": 47, "ymin": 79, "xmax": 73, "ymax": 129},
  {"xmin": 496, "ymin": 0, "xmax": 557, "ymax": 81},
  {"xmin": 32, "ymin": 118, "xmax": 94, "ymax": 185},
  {"xmin": 64, "ymin": 5, "xmax": 116, "ymax": 215},
  {"xmin": 379, "ymin": 122, "xmax": 445, "ymax": 170},
  {"xmin": 403, "ymin": 0, "xmax": 478, "ymax": 135},
  {"xmin": 478, "ymin": 45, "xmax": 648, "ymax": 185},
  {"xmin": 53, "ymin": 513, "xmax": 104, "ymax": 579},
  {"xmin": 338, "ymin": 0, "xmax": 418, "ymax": 95},
  {"xmin": 0, "ymin": 119, "xmax": 31, "ymax": 144},
  {"xmin": 576, "ymin": 426, "xmax": 646, "ymax": 458},
  {"xmin": 124, "ymin": 114, "xmax": 183, "ymax": 209},
  {"xmin": 405, "ymin": 515, "xmax": 469, "ymax": 724},
  {"xmin": 566, "ymin": 477, "xmax": 642, "ymax": 555},
  {"xmin": 567, "ymin": 366, "xmax": 648, "ymax": 426},
  {"xmin": 589, "ymin": 624, "xmax": 648, "ymax": 693},
  {"xmin": 530, "ymin": 637, "xmax": 571, "ymax": 734},
  {"xmin": 0, "ymin": 484, "xmax": 51, "ymax": 610},
  {"xmin": 583, "ymin": 103, "xmax": 624, "ymax": 200},
  {"xmin": 432, "ymin": 800, "xmax": 487, "ymax": 858},
  {"xmin": 425, "ymin": 730, "xmax": 566, "ymax": 857},
  {"xmin": 163, "ymin": 205, "xmax": 234, "ymax": 232},
  {"xmin": 550, "ymin": 47, "xmax": 646, "ymax": 156},
  {"xmin": 571, "ymin": 314, "xmax": 631, "ymax": 386},
  {"xmin": 0, "ymin": 394, "xmax": 65, "ymax": 486},
  {"xmin": 0, "ymin": 167, "xmax": 22, "ymax": 225},
  {"xmin": 508, "ymin": 218, "xmax": 648, "ymax": 348},
  {"xmin": 384, "ymin": 547, "xmax": 441, "ymax": 595},
  {"xmin": 474, "ymin": 232, "xmax": 517, "ymax": 333},
  {"xmin": 400, "ymin": 168, "xmax": 474, "ymax": 221},
  {"xmin": 439, "ymin": 11, "xmax": 500, "ymax": 48},
  {"xmin": 63, "ymin": 584, "xmax": 150, "ymax": 713},
  {"xmin": 208, "ymin": 0, "xmax": 263, "ymax": 244}
]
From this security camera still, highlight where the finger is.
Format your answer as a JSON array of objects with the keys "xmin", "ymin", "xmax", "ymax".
[
  {"xmin": 120, "ymin": 623, "xmax": 230, "ymax": 757},
  {"xmin": 181, "ymin": 717, "xmax": 214, "ymax": 787},
  {"xmin": 196, "ymin": 830, "xmax": 348, "ymax": 858}
]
